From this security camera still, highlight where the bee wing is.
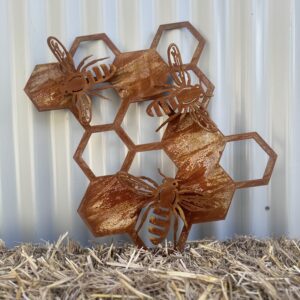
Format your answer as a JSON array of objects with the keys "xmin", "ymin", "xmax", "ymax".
[
  {"xmin": 74, "ymin": 93, "xmax": 92, "ymax": 125},
  {"xmin": 190, "ymin": 108, "xmax": 218, "ymax": 132},
  {"xmin": 47, "ymin": 36, "xmax": 76, "ymax": 73},
  {"xmin": 167, "ymin": 43, "xmax": 190, "ymax": 87},
  {"xmin": 117, "ymin": 172, "xmax": 156, "ymax": 198},
  {"xmin": 179, "ymin": 192, "xmax": 216, "ymax": 212}
]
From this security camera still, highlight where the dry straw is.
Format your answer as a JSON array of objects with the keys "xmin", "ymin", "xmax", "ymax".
[{"xmin": 0, "ymin": 233, "xmax": 299, "ymax": 299}]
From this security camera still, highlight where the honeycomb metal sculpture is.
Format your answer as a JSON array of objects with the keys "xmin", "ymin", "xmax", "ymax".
[{"xmin": 24, "ymin": 21, "xmax": 277, "ymax": 250}]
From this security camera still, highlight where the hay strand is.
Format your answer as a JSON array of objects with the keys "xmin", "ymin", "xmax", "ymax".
[{"xmin": 0, "ymin": 234, "xmax": 299, "ymax": 299}]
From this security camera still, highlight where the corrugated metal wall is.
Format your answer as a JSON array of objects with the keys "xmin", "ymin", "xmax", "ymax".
[{"xmin": 0, "ymin": 0, "xmax": 299, "ymax": 247}]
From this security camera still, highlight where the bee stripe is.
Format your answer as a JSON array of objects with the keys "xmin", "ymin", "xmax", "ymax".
[
  {"xmin": 100, "ymin": 64, "xmax": 110, "ymax": 77},
  {"xmin": 159, "ymin": 100, "xmax": 172, "ymax": 114},
  {"xmin": 153, "ymin": 207, "xmax": 170, "ymax": 218},
  {"xmin": 92, "ymin": 66, "xmax": 103, "ymax": 80},
  {"xmin": 153, "ymin": 102, "xmax": 163, "ymax": 116},
  {"xmin": 149, "ymin": 216, "xmax": 169, "ymax": 228},
  {"xmin": 168, "ymin": 97, "xmax": 179, "ymax": 111},
  {"xmin": 86, "ymin": 71, "xmax": 94, "ymax": 84},
  {"xmin": 150, "ymin": 237, "xmax": 163, "ymax": 245},
  {"xmin": 149, "ymin": 226, "xmax": 166, "ymax": 237}
]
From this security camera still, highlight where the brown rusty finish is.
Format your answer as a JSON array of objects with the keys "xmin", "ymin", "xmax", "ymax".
[
  {"xmin": 47, "ymin": 36, "xmax": 116, "ymax": 126},
  {"xmin": 69, "ymin": 33, "xmax": 121, "ymax": 57},
  {"xmin": 24, "ymin": 21, "xmax": 277, "ymax": 251},
  {"xmin": 134, "ymin": 142, "xmax": 163, "ymax": 152},
  {"xmin": 74, "ymin": 126, "xmax": 130, "ymax": 179},
  {"xmin": 111, "ymin": 49, "xmax": 169, "ymax": 101},
  {"xmin": 176, "ymin": 217, "xmax": 192, "ymax": 251},
  {"xmin": 90, "ymin": 123, "xmax": 114, "ymax": 133},
  {"xmin": 73, "ymin": 130, "xmax": 96, "ymax": 181},
  {"xmin": 150, "ymin": 21, "xmax": 205, "ymax": 65},
  {"xmin": 114, "ymin": 126, "xmax": 135, "ymax": 151},
  {"xmin": 120, "ymin": 150, "xmax": 136, "ymax": 172},
  {"xmin": 78, "ymin": 175, "xmax": 149, "ymax": 236},
  {"xmin": 117, "ymin": 170, "xmax": 219, "ymax": 248},
  {"xmin": 24, "ymin": 63, "xmax": 72, "ymax": 111},
  {"xmin": 173, "ymin": 165, "xmax": 236, "ymax": 250},
  {"xmin": 224, "ymin": 132, "xmax": 278, "ymax": 189},
  {"xmin": 186, "ymin": 166, "xmax": 236, "ymax": 223},
  {"xmin": 24, "ymin": 33, "xmax": 120, "ymax": 127},
  {"xmin": 188, "ymin": 64, "xmax": 215, "ymax": 110},
  {"xmin": 113, "ymin": 97, "xmax": 131, "ymax": 126},
  {"xmin": 162, "ymin": 114, "xmax": 225, "ymax": 180},
  {"xmin": 146, "ymin": 43, "xmax": 216, "ymax": 132}
]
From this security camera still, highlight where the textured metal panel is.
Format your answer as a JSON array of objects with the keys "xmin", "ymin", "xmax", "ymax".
[{"xmin": 0, "ymin": 0, "xmax": 298, "ymax": 246}]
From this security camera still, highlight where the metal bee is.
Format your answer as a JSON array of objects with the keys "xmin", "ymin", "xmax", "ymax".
[
  {"xmin": 117, "ymin": 170, "xmax": 214, "ymax": 247},
  {"xmin": 47, "ymin": 36, "xmax": 116, "ymax": 125},
  {"xmin": 146, "ymin": 43, "xmax": 217, "ymax": 132}
]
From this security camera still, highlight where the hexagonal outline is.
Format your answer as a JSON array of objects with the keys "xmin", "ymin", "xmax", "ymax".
[
  {"xmin": 150, "ymin": 22, "xmax": 214, "ymax": 110},
  {"xmin": 69, "ymin": 33, "xmax": 121, "ymax": 57},
  {"xmin": 223, "ymin": 132, "xmax": 277, "ymax": 189},
  {"xmin": 150, "ymin": 21, "xmax": 205, "ymax": 66},
  {"xmin": 73, "ymin": 124, "xmax": 114, "ymax": 181},
  {"xmin": 68, "ymin": 33, "xmax": 121, "ymax": 130}
]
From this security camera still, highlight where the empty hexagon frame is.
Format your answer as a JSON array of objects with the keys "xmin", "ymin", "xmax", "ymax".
[{"xmin": 24, "ymin": 21, "xmax": 277, "ymax": 250}]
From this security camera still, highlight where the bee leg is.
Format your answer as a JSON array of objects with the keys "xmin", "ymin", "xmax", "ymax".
[
  {"xmin": 173, "ymin": 112, "xmax": 185, "ymax": 131},
  {"xmin": 138, "ymin": 176, "xmax": 159, "ymax": 188},
  {"xmin": 178, "ymin": 188, "xmax": 200, "ymax": 194},
  {"xmin": 155, "ymin": 112, "xmax": 180, "ymax": 132},
  {"xmin": 136, "ymin": 202, "xmax": 155, "ymax": 234},
  {"xmin": 76, "ymin": 55, "xmax": 93, "ymax": 72},
  {"xmin": 81, "ymin": 56, "xmax": 109, "ymax": 72},
  {"xmin": 87, "ymin": 90, "xmax": 108, "ymax": 100},
  {"xmin": 173, "ymin": 209, "xmax": 179, "ymax": 248},
  {"xmin": 72, "ymin": 93, "xmax": 77, "ymax": 107},
  {"xmin": 175, "ymin": 196, "xmax": 188, "ymax": 228},
  {"xmin": 72, "ymin": 93, "xmax": 82, "ymax": 121},
  {"xmin": 131, "ymin": 231, "xmax": 147, "ymax": 249},
  {"xmin": 185, "ymin": 69, "xmax": 191, "ymax": 86}
]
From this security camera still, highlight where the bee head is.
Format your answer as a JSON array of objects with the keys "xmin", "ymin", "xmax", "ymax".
[{"xmin": 162, "ymin": 177, "xmax": 179, "ymax": 188}]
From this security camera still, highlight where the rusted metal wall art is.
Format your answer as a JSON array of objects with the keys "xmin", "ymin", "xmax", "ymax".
[{"xmin": 24, "ymin": 22, "xmax": 277, "ymax": 250}]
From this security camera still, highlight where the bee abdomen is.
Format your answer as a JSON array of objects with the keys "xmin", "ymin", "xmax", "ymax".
[
  {"xmin": 149, "ymin": 216, "xmax": 169, "ymax": 227},
  {"xmin": 146, "ymin": 96, "xmax": 179, "ymax": 117},
  {"xmin": 87, "ymin": 64, "xmax": 116, "ymax": 85},
  {"xmin": 153, "ymin": 207, "xmax": 170, "ymax": 218},
  {"xmin": 148, "ymin": 209, "xmax": 171, "ymax": 245}
]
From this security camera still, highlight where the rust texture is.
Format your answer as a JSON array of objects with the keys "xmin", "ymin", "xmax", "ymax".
[{"xmin": 24, "ymin": 21, "xmax": 277, "ymax": 250}]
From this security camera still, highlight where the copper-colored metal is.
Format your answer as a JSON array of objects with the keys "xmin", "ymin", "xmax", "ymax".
[
  {"xmin": 111, "ymin": 49, "xmax": 169, "ymax": 102},
  {"xmin": 117, "ymin": 170, "xmax": 218, "ymax": 247},
  {"xmin": 24, "ymin": 33, "xmax": 120, "ymax": 128},
  {"xmin": 47, "ymin": 36, "xmax": 116, "ymax": 126},
  {"xmin": 150, "ymin": 21, "xmax": 206, "ymax": 66},
  {"xmin": 224, "ymin": 132, "xmax": 277, "ymax": 189},
  {"xmin": 146, "ymin": 43, "xmax": 217, "ymax": 132},
  {"xmin": 25, "ymin": 22, "xmax": 277, "ymax": 251}
]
